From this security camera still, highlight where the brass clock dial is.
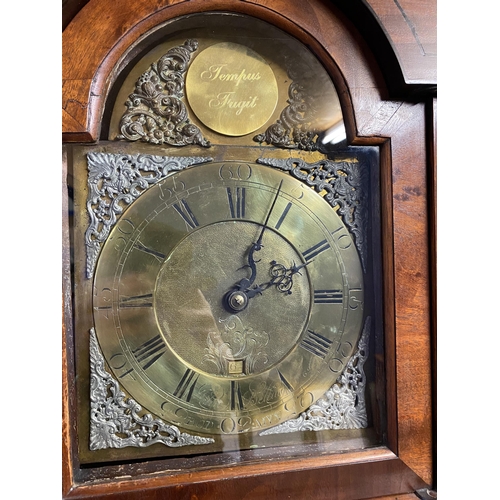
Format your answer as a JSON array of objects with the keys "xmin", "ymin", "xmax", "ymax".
[{"xmin": 92, "ymin": 162, "xmax": 364, "ymax": 435}]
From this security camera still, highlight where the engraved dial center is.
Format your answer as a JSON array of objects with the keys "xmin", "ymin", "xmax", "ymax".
[{"xmin": 154, "ymin": 221, "xmax": 311, "ymax": 378}]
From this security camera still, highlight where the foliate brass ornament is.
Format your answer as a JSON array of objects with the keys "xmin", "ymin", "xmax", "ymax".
[
  {"xmin": 260, "ymin": 317, "xmax": 370, "ymax": 434},
  {"xmin": 85, "ymin": 152, "xmax": 212, "ymax": 278},
  {"xmin": 203, "ymin": 315, "xmax": 271, "ymax": 376},
  {"xmin": 117, "ymin": 39, "xmax": 210, "ymax": 147},
  {"xmin": 254, "ymin": 80, "xmax": 318, "ymax": 150},
  {"xmin": 258, "ymin": 157, "xmax": 368, "ymax": 271},
  {"xmin": 89, "ymin": 329, "xmax": 214, "ymax": 450},
  {"xmin": 186, "ymin": 42, "xmax": 279, "ymax": 136}
]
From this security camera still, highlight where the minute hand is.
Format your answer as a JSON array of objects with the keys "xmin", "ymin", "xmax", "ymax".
[
  {"xmin": 255, "ymin": 179, "xmax": 283, "ymax": 250},
  {"xmin": 236, "ymin": 180, "xmax": 284, "ymax": 291}
]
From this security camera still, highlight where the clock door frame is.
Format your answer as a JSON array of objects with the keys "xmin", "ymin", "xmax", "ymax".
[{"xmin": 62, "ymin": 1, "xmax": 436, "ymax": 498}]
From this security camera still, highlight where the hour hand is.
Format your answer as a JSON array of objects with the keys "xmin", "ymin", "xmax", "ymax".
[
  {"xmin": 223, "ymin": 243, "xmax": 262, "ymax": 313},
  {"xmin": 234, "ymin": 241, "xmax": 261, "ymax": 290},
  {"xmin": 224, "ymin": 181, "xmax": 285, "ymax": 313},
  {"xmin": 223, "ymin": 279, "xmax": 269, "ymax": 313},
  {"xmin": 224, "ymin": 259, "xmax": 310, "ymax": 313}
]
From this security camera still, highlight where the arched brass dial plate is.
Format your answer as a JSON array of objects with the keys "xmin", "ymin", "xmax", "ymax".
[{"xmin": 92, "ymin": 162, "xmax": 364, "ymax": 435}]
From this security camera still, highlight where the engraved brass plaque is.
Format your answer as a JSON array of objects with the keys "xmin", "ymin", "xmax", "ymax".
[{"xmin": 186, "ymin": 42, "xmax": 278, "ymax": 136}]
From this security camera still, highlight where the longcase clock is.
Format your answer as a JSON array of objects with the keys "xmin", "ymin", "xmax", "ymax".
[{"xmin": 62, "ymin": 1, "xmax": 436, "ymax": 498}]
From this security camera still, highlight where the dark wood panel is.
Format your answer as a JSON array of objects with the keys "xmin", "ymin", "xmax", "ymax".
[
  {"xmin": 63, "ymin": 0, "xmax": 90, "ymax": 30},
  {"xmin": 62, "ymin": 0, "xmax": 437, "ymax": 92},
  {"xmin": 64, "ymin": 451, "xmax": 426, "ymax": 499},
  {"xmin": 372, "ymin": 495, "xmax": 420, "ymax": 500},
  {"xmin": 427, "ymin": 97, "xmax": 437, "ymax": 490},
  {"xmin": 353, "ymin": 103, "xmax": 434, "ymax": 484},
  {"xmin": 363, "ymin": 0, "xmax": 437, "ymax": 84},
  {"xmin": 389, "ymin": 103, "xmax": 433, "ymax": 483}
]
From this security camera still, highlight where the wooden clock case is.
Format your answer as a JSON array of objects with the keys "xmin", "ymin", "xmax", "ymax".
[{"xmin": 62, "ymin": 1, "xmax": 436, "ymax": 498}]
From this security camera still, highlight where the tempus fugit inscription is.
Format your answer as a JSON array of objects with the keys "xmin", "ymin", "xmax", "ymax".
[{"xmin": 186, "ymin": 42, "xmax": 278, "ymax": 136}]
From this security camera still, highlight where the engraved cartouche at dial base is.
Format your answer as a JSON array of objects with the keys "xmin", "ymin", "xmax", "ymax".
[{"xmin": 92, "ymin": 162, "xmax": 364, "ymax": 435}]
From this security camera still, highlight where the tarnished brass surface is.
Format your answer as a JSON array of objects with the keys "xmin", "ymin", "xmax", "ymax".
[
  {"xmin": 108, "ymin": 14, "xmax": 343, "ymax": 147},
  {"xmin": 186, "ymin": 42, "xmax": 278, "ymax": 136},
  {"xmin": 155, "ymin": 221, "xmax": 309, "ymax": 376},
  {"xmin": 92, "ymin": 161, "xmax": 364, "ymax": 435}
]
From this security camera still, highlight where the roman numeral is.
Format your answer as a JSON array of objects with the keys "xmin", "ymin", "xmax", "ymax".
[
  {"xmin": 119, "ymin": 334, "xmax": 167, "ymax": 377},
  {"xmin": 302, "ymin": 239, "xmax": 330, "ymax": 262},
  {"xmin": 227, "ymin": 187, "xmax": 246, "ymax": 218},
  {"xmin": 132, "ymin": 334, "xmax": 166, "ymax": 369},
  {"xmin": 274, "ymin": 202, "xmax": 292, "ymax": 230},
  {"xmin": 313, "ymin": 289, "xmax": 343, "ymax": 304},
  {"xmin": 119, "ymin": 293, "xmax": 153, "ymax": 308},
  {"xmin": 230, "ymin": 380, "xmax": 244, "ymax": 411},
  {"xmin": 173, "ymin": 199, "xmax": 199, "ymax": 229},
  {"xmin": 299, "ymin": 330, "xmax": 333, "ymax": 359},
  {"xmin": 173, "ymin": 368, "xmax": 199, "ymax": 402},
  {"xmin": 277, "ymin": 370, "xmax": 294, "ymax": 392},
  {"xmin": 133, "ymin": 242, "xmax": 166, "ymax": 262}
]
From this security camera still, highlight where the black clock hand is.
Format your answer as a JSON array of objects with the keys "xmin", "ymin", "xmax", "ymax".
[
  {"xmin": 235, "ymin": 243, "xmax": 259, "ymax": 292},
  {"xmin": 228, "ymin": 259, "xmax": 311, "ymax": 311},
  {"xmin": 224, "ymin": 180, "xmax": 284, "ymax": 313},
  {"xmin": 255, "ymin": 179, "xmax": 283, "ymax": 250},
  {"xmin": 244, "ymin": 259, "xmax": 312, "ymax": 299},
  {"xmin": 234, "ymin": 179, "xmax": 284, "ymax": 291}
]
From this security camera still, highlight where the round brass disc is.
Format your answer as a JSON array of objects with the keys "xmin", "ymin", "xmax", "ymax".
[{"xmin": 186, "ymin": 42, "xmax": 278, "ymax": 136}]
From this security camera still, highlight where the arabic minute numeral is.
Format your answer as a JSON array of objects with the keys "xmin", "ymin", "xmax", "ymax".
[
  {"xmin": 93, "ymin": 287, "xmax": 112, "ymax": 318},
  {"xmin": 331, "ymin": 226, "xmax": 352, "ymax": 249},
  {"xmin": 218, "ymin": 163, "xmax": 253, "ymax": 181},
  {"xmin": 349, "ymin": 288, "xmax": 363, "ymax": 309}
]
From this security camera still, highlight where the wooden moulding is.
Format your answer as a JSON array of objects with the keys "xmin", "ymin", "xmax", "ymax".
[
  {"xmin": 62, "ymin": 0, "xmax": 435, "ymax": 498},
  {"xmin": 62, "ymin": 0, "xmax": 387, "ymax": 143},
  {"xmin": 63, "ymin": 449, "xmax": 425, "ymax": 499},
  {"xmin": 361, "ymin": 0, "xmax": 437, "ymax": 85}
]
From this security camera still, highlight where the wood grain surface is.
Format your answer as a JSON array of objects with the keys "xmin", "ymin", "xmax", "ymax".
[{"xmin": 363, "ymin": 0, "xmax": 437, "ymax": 84}]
